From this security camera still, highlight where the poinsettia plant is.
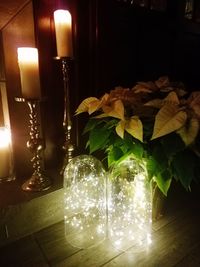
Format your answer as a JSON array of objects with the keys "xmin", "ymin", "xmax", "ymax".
[{"xmin": 75, "ymin": 76, "xmax": 200, "ymax": 195}]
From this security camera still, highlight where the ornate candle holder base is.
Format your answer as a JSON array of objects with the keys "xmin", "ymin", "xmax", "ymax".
[
  {"xmin": 0, "ymin": 173, "xmax": 15, "ymax": 183},
  {"xmin": 15, "ymin": 97, "xmax": 51, "ymax": 192},
  {"xmin": 22, "ymin": 173, "xmax": 51, "ymax": 192}
]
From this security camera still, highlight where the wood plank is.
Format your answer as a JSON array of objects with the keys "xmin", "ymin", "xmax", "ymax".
[
  {"xmin": 175, "ymin": 244, "xmax": 200, "ymax": 267},
  {"xmin": 52, "ymin": 239, "xmax": 123, "ymax": 267},
  {"xmin": 152, "ymin": 207, "xmax": 185, "ymax": 232},
  {"xmin": 35, "ymin": 221, "xmax": 81, "ymax": 265},
  {"xmin": 0, "ymin": 235, "xmax": 48, "ymax": 266},
  {"xmin": 44, "ymin": 189, "xmax": 200, "ymax": 267},
  {"xmin": 189, "ymin": 243, "xmax": 200, "ymax": 263},
  {"xmin": 0, "ymin": 188, "xmax": 64, "ymax": 247},
  {"xmin": 152, "ymin": 185, "xmax": 195, "ymax": 231},
  {"xmin": 51, "ymin": 218, "xmax": 153, "ymax": 266},
  {"xmin": 102, "ymin": 208, "xmax": 200, "ymax": 267}
]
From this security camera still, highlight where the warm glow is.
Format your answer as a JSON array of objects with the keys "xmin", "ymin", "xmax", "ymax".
[
  {"xmin": 64, "ymin": 155, "xmax": 106, "ymax": 249},
  {"xmin": 64, "ymin": 173, "xmax": 106, "ymax": 232},
  {"xmin": 0, "ymin": 127, "xmax": 11, "ymax": 148},
  {"xmin": 54, "ymin": 9, "xmax": 72, "ymax": 24},
  {"xmin": 53, "ymin": 9, "xmax": 73, "ymax": 57},
  {"xmin": 108, "ymin": 157, "xmax": 152, "ymax": 251},
  {"xmin": 17, "ymin": 47, "xmax": 41, "ymax": 99},
  {"xmin": 17, "ymin": 47, "xmax": 39, "ymax": 63},
  {"xmin": 64, "ymin": 155, "xmax": 152, "ymax": 250},
  {"xmin": 0, "ymin": 127, "xmax": 12, "ymax": 179}
]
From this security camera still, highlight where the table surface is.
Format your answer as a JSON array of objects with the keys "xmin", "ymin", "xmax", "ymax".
[{"xmin": 0, "ymin": 184, "xmax": 200, "ymax": 267}]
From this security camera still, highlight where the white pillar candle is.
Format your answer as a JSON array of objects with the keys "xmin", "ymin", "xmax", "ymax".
[
  {"xmin": 54, "ymin": 9, "xmax": 73, "ymax": 58},
  {"xmin": 17, "ymin": 47, "xmax": 41, "ymax": 99},
  {"xmin": 0, "ymin": 127, "xmax": 11, "ymax": 178}
]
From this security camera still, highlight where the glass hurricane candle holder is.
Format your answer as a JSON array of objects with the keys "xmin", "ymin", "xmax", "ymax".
[
  {"xmin": 63, "ymin": 155, "xmax": 107, "ymax": 249},
  {"xmin": 0, "ymin": 127, "xmax": 15, "ymax": 182},
  {"xmin": 108, "ymin": 156, "xmax": 152, "ymax": 252}
]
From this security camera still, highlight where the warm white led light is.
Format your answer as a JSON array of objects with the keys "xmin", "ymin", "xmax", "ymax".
[
  {"xmin": 64, "ymin": 155, "xmax": 107, "ymax": 249},
  {"xmin": 108, "ymin": 156, "xmax": 152, "ymax": 252}
]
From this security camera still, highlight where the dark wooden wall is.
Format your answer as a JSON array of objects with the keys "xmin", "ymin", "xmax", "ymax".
[
  {"xmin": 93, "ymin": 0, "xmax": 200, "ymax": 92},
  {"xmin": 0, "ymin": 33, "xmax": 6, "ymax": 126}
]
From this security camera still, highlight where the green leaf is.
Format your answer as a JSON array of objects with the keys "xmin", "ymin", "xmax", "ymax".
[
  {"xmin": 154, "ymin": 169, "xmax": 172, "ymax": 196},
  {"xmin": 104, "ymin": 119, "xmax": 118, "ymax": 129},
  {"xmin": 107, "ymin": 146, "xmax": 124, "ymax": 167},
  {"xmin": 109, "ymin": 133, "xmax": 125, "ymax": 147},
  {"xmin": 89, "ymin": 127, "xmax": 110, "ymax": 153},
  {"xmin": 110, "ymin": 132, "xmax": 132, "ymax": 154},
  {"xmin": 83, "ymin": 119, "xmax": 104, "ymax": 134},
  {"xmin": 160, "ymin": 132, "xmax": 185, "ymax": 158},
  {"xmin": 146, "ymin": 157, "xmax": 159, "ymax": 180},
  {"xmin": 171, "ymin": 150, "xmax": 197, "ymax": 190},
  {"xmin": 151, "ymin": 142, "xmax": 169, "ymax": 170},
  {"xmin": 146, "ymin": 142, "xmax": 171, "ymax": 193},
  {"xmin": 142, "ymin": 117, "xmax": 154, "ymax": 139},
  {"xmin": 85, "ymin": 140, "xmax": 90, "ymax": 149},
  {"xmin": 130, "ymin": 142, "xmax": 144, "ymax": 160}
]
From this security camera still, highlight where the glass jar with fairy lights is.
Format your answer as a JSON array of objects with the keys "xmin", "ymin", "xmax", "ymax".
[
  {"xmin": 107, "ymin": 155, "xmax": 152, "ymax": 251},
  {"xmin": 63, "ymin": 155, "xmax": 107, "ymax": 249}
]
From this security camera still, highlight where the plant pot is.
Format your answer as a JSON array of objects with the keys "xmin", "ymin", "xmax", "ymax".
[{"xmin": 152, "ymin": 182, "xmax": 166, "ymax": 221}]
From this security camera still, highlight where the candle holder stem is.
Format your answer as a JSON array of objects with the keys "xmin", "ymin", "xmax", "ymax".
[
  {"xmin": 16, "ymin": 98, "xmax": 51, "ymax": 191},
  {"xmin": 60, "ymin": 58, "xmax": 74, "ymax": 174}
]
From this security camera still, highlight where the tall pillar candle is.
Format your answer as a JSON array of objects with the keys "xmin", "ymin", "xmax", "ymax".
[
  {"xmin": 17, "ymin": 47, "xmax": 41, "ymax": 99},
  {"xmin": 54, "ymin": 9, "xmax": 73, "ymax": 58},
  {"xmin": 0, "ymin": 127, "xmax": 11, "ymax": 178}
]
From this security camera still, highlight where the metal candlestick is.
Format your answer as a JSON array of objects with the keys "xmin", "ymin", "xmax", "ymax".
[
  {"xmin": 15, "ymin": 97, "xmax": 51, "ymax": 191},
  {"xmin": 58, "ymin": 57, "xmax": 74, "ymax": 173}
]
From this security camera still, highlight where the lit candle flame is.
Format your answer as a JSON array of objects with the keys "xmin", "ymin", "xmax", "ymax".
[{"xmin": 0, "ymin": 127, "xmax": 11, "ymax": 148}]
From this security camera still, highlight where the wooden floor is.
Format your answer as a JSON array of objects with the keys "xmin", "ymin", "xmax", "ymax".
[{"xmin": 0, "ymin": 184, "xmax": 200, "ymax": 267}]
